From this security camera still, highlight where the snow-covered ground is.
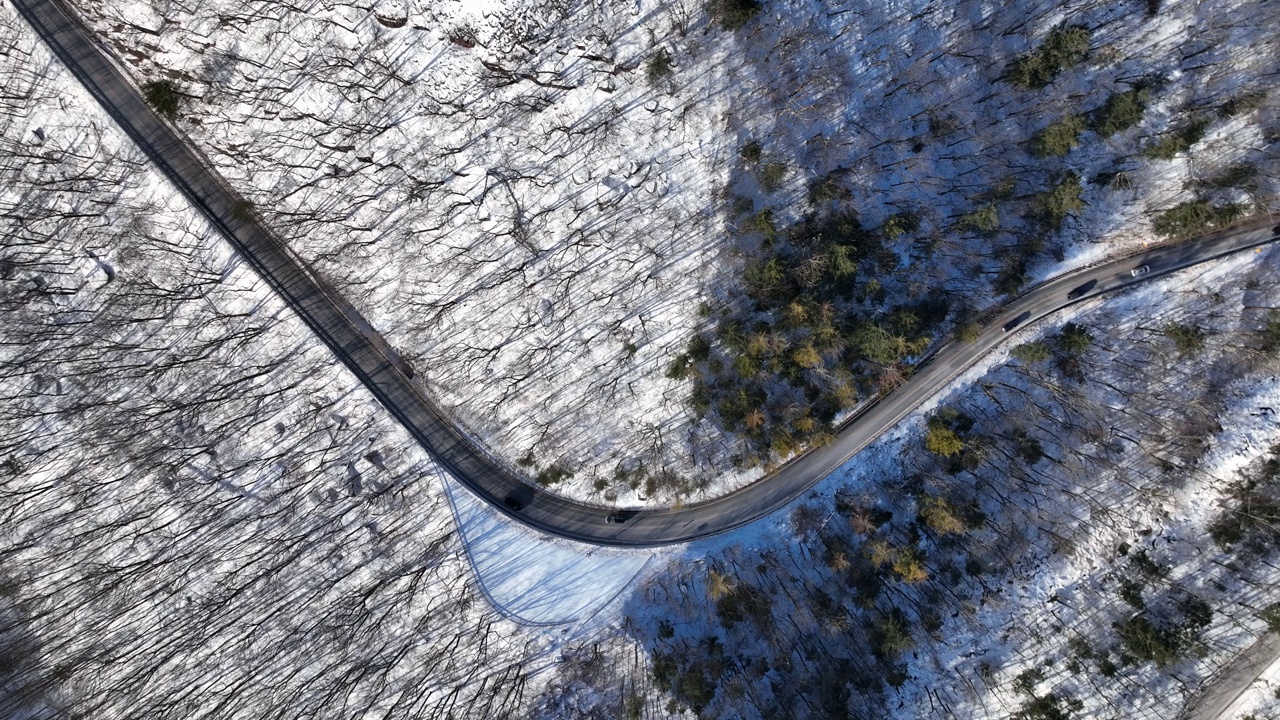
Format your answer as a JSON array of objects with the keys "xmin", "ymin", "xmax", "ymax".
[
  {"xmin": 0, "ymin": 8, "xmax": 647, "ymax": 717},
  {"xmin": 8, "ymin": 0, "xmax": 1280, "ymax": 716},
  {"xmin": 63, "ymin": 0, "xmax": 1280, "ymax": 505}
]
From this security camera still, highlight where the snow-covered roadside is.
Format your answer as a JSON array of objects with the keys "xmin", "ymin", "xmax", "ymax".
[
  {"xmin": 63, "ymin": 0, "xmax": 1280, "ymax": 505},
  {"xmin": 1217, "ymin": 648, "xmax": 1280, "ymax": 720},
  {"xmin": 441, "ymin": 471, "xmax": 656, "ymax": 627}
]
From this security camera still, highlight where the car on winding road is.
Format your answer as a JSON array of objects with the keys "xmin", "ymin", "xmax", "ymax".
[
  {"xmin": 1003, "ymin": 311, "xmax": 1032, "ymax": 332},
  {"xmin": 503, "ymin": 487, "xmax": 534, "ymax": 513},
  {"xmin": 1067, "ymin": 278, "xmax": 1098, "ymax": 300}
]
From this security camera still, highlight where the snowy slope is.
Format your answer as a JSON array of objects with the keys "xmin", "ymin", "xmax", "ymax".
[{"xmin": 63, "ymin": 0, "xmax": 1280, "ymax": 505}]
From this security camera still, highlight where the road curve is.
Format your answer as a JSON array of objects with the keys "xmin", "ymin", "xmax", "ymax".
[{"xmin": 15, "ymin": 0, "xmax": 1280, "ymax": 547}]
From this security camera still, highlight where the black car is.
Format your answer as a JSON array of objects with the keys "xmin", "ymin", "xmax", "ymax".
[
  {"xmin": 1002, "ymin": 310, "xmax": 1032, "ymax": 332},
  {"xmin": 605, "ymin": 510, "xmax": 638, "ymax": 525},
  {"xmin": 502, "ymin": 486, "xmax": 534, "ymax": 513},
  {"xmin": 1067, "ymin": 279, "xmax": 1097, "ymax": 300}
]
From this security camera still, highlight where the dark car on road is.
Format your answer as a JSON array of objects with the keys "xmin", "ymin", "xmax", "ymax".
[
  {"xmin": 503, "ymin": 486, "xmax": 534, "ymax": 513},
  {"xmin": 605, "ymin": 510, "xmax": 638, "ymax": 525},
  {"xmin": 1002, "ymin": 311, "xmax": 1032, "ymax": 332},
  {"xmin": 1067, "ymin": 279, "xmax": 1097, "ymax": 300}
]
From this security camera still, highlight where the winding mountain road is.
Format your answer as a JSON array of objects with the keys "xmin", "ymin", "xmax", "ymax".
[{"xmin": 13, "ymin": 0, "xmax": 1280, "ymax": 550}]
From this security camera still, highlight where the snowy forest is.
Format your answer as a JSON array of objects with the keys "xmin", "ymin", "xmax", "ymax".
[
  {"xmin": 2, "ymin": 0, "xmax": 1280, "ymax": 718},
  {"xmin": 63, "ymin": 0, "xmax": 1280, "ymax": 505}
]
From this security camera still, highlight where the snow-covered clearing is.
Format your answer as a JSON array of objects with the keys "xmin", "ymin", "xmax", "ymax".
[
  {"xmin": 65, "ymin": 0, "xmax": 1280, "ymax": 505},
  {"xmin": 442, "ymin": 473, "xmax": 655, "ymax": 627}
]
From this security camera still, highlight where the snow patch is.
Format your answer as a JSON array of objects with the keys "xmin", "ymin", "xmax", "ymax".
[{"xmin": 442, "ymin": 473, "xmax": 655, "ymax": 627}]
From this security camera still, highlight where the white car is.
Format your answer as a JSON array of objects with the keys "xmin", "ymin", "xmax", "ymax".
[{"xmin": 1130, "ymin": 265, "xmax": 1150, "ymax": 277}]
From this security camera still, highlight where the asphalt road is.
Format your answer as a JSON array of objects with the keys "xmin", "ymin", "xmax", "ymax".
[
  {"xmin": 14, "ymin": 0, "xmax": 1280, "ymax": 548},
  {"xmin": 1182, "ymin": 631, "xmax": 1280, "ymax": 720}
]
